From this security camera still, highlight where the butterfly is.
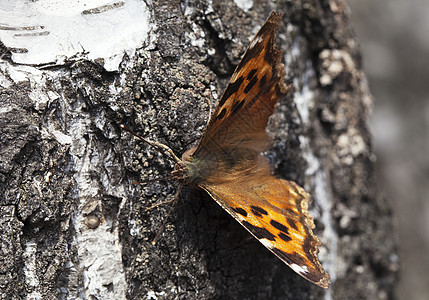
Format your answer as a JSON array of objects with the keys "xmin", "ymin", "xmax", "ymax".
[{"xmin": 123, "ymin": 11, "xmax": 331, "ymax": 289}]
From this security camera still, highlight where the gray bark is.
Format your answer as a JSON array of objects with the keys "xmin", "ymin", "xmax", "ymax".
[{"xmin": 0, "ymin": 0, "xmax": 398, "ymax": 299}]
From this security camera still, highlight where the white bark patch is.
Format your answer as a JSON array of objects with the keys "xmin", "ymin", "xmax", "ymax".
[
  {"xmin": 319, "ymin": 49, "xmax": 355, "ymax": 86},
  {"xmin": 186, "ymin": 23, "xmax": 206, "ymax": 48},
  {"xmin": 69, "ymin": 131, "xmax": 127, "ymax": 299},
  {"xmin": 1, "ymin": 60, "xmax": 129, "ymax": 300},
  {"xmin": 0, "ymin": 0, "xmax": 150, "ymax": 71},
  {"xmin": 337, "ymin": 129, "xmax": 367, "ymax": 165},
  {"xmin": 74, "ymin": 213, "xmax": 127, "ymax": 299},
  {"xmin": 23, "ymin": 242, "xmax": 42, "ymax": 300},
  {"xmin": 293, "ymin": 60, "xmax": 314, "ymax": 124},
  {"xmin": 293, "ymin": 61, "xmax": 338, "ymax": 298},
  {"xmin": 234, "ymin": 0, "xmax": 254, "ymax": 12}
]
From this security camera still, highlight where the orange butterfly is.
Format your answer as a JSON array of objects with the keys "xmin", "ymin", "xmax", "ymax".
[{"xmin": 123, "ymin": 11, "xmax": 330, "ymax": 289}]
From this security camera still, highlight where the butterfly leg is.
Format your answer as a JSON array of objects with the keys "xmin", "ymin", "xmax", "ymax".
[
  {"xmin": 151, "ymin": 184, "xmax": 183, "ymax": 245},
  {"xmin": 144, "ymin": 199, "xmax": 175, "ymax": 212}
]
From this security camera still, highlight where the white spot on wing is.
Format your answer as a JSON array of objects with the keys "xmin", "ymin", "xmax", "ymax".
[
  {"xmin": 249, "ymin": 35, "xmax": 263, "ymax": 49},
  {"xmin": 291, "ymin": 263, "xmax": 309, "ymax": 274},
  {"xmin": 259, "ymin": 238, "xmax": 273, "ymax": 248}
]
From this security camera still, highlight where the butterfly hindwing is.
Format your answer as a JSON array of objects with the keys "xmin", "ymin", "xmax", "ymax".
[{"xmin": 199, "ymin": 171, "xmax": 331, "ymax": 289}]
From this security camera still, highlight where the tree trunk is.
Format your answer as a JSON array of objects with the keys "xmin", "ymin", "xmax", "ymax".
[{"xmin": 0, "ymin": 0, "xmax": 398, "ymax": 299}]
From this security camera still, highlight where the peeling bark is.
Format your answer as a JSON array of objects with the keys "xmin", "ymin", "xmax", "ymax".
[{"xmin": 0, "ymin": 0, "xmax": 398, "ymax": 299}]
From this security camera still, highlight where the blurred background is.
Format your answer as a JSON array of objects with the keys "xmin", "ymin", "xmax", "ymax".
[{"xmin": 346, "ymin": 1, "xmax": 429, "ymax": 299}]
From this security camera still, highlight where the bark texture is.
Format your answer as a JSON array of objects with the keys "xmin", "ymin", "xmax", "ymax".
[{"xmin": 0, "ymin": 0, "xmax": 398, "ymax": 299}]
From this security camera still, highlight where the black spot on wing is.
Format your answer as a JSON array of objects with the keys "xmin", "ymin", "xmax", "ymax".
[
  {"xmin": 278, "ymin": 232, "xmax": 292, "ymax": 242},
  {"xmin": 244, "ymin": 75, "xmax": 258, "ymax": 94},
  {"xmin": 231, "ymin": 99, "xmax": 245, "ymax": 115},
  {"xmin": 215, "ymin": 107, "xmax": 227, "ymax": 121},
  {"xmin": 303, "ymin": 233, "xmax": 318, "ymax": 261},
  {"xmin": 236, "ymin": 38, "xmax": 264, "ymax": 73},
  {"xmin": 270, "ymin": 220, "xmax": 290, "ymax": 235},
  {"xmin": 290, "ymin": 252, "xmax": 308, "ymax": 268},
  {"xmin": 259, "ymin": 74, "xmax": 267, "ymax": 89},
  {"xmin": 247, "ymin": 68, "xmax": 257, "ymax": 80},
  {"xmin": 264, "ymin": 36, "xmax": 276, "ymax": 64},
  {"xmin": 251, "ymin": 206, "xmax": 268, "ymax": 217},
  {"xmin": 233, "ymin": 207, "xmax": 248, "ymax": 217},
  {"xmin": 271, "ymin": 248, "xmax": 327, "ymax": 284},
  {"xmin": 218, "ymin": 76, "xmax": 244, "ymax": 107},
  {"xmin": 242, "ymin": 221, "xmax": 276, "ymax": 241},
  {"xmin": 287, "ymin": 218, "xmax": 298, "ymax": 230},
  {"xmin": 275, "ymin": 83, "xmax": 284, "ymax": 96},
  {"xmin": 271, "ymin": 248, "xmax": 307, "ymax": 269},
  {"xmin": 271, "ymin": 247, "xmax": 293, "ymax": 265}
]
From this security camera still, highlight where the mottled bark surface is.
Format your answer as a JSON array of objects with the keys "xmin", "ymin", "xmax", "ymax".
[{"xmin": 0, "ymin": 0, "xmax": 398, "ymax": 299}]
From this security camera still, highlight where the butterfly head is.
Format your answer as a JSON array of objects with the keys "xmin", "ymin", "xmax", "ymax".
[
  {"xmin": 181, "ymin": 146, "xmax": 197, "ymax": 164},
  {"xmin": 171, "ymin": 146, "xmax": 197, "ymax": 184},
  {"xmin": 171, "ymin": 146, "xmax": 213, "ymax": 186}
]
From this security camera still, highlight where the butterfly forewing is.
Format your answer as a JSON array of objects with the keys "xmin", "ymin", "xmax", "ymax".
[{"xmin": 194, "ymin": 11, "xmax": 290, "ymax": 157}]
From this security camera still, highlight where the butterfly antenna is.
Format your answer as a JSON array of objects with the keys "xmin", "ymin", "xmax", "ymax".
[
  {"xmin": 132, "ymin": 175, "xmax": 173, "ymax": 185},
  {"xmin": 151, "ymin": 183, "xmax": 183, "ymax": 245},
  {"xmin": 120, "ymin": 124, "xmax": 182, "ymax": 164}
]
